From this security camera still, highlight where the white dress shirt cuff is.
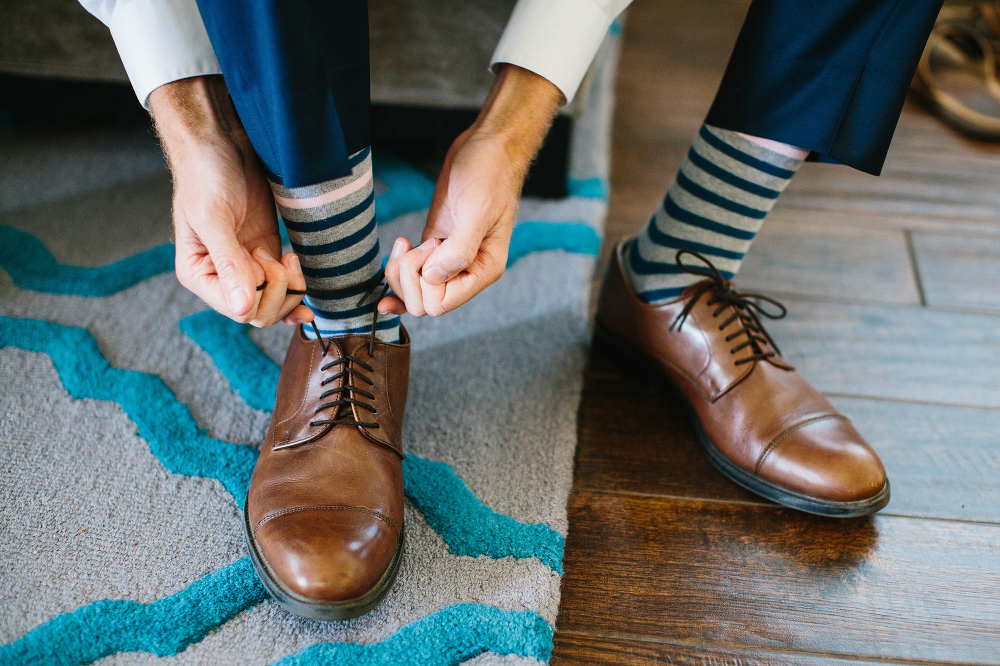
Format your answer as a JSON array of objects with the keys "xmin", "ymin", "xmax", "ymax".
[
  {"xmin": 490, "ymin": 0, "xmax": 615, "ymax": 105},
  {"xmin": 106, "ymin": 0, "xmax": 222, "ymax": 108}
]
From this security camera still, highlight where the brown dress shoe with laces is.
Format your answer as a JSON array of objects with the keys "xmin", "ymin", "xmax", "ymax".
[
  {"xmin": 244, "ymin": 323, "xmax": 410, "ymax": 620},
  {"xmin": 594, "ymin": 242, "xmax": 889, "ymax": 517}
]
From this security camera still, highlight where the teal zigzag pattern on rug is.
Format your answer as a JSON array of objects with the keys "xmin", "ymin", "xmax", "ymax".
[
  {"xmin": 404, "ymin": 455, "xmax": 563, "ymax": 572},
  {"xmin": 0, "ymin": 558, "xmax": 266, "ymax": 666},
  {"xmin": 276, "ymin": 604, "xmax": 552, "ymax": 665},
  {"xmin": 0, "ymin": 225, "xmax": 173, "ymax": 296},
  {"xmin": 179, "ymin": 311, "xmax": 279, "ymax": 412},
  {"xmin": 179, "ymin": 310, "xmax": 565, "ymax": 572},
  {"xmin": 0, "ymin": 315, "xmax": 560, "ymax": 663},
  {"xmin": 567, "ymin": 176, "xmax": 609, "ymax": 200},
  {"xmin": 507, "ymin": 221, "xmax": 601, "ymax": 268},
  {"xmin": 0, "ymin": 314, "xmax": 563, "ymax": 571},
  {"xmin": 0, "ymin": 556, "xmax": 551, "ymax": 666},
  {"xmin": 0, "ymin": 317, "xmax": 258, "ymax": 501}
]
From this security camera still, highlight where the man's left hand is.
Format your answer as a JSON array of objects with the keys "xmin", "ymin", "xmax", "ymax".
[{"xmin": 381, "ymin": 64, "xmax": 563, "ymax": 317}]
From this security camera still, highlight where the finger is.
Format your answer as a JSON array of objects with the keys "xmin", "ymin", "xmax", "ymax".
[
  {"xmin": 420, "ymin": 229, "xmax": 484, "ymax": 286},
  {"xmin": 194, "ymin": 215, "xmax": 265, "ymax": 318},
  {"xmin": 419, "ymin": 274, "xmax": 448, "ymax": 317},
  {"xmin": 174, "ymin": 225, "xmax": 248, "ymax": 320},
  {"xmin": 183, "ymin": 257, "xmax": 263, "ymax": 325},
  {"xmin": 396, "ymin": 238, "xmax": 440, "ymax": 317},
  {"xmin": 427, "ymin": 235, "xmax": 508, "ymax": 315},
  {"xmin": 282, "ymin": 303, "xmax": 315, "ymax": 326},
  {"xmin": 278, "ymin": 252, "xmax": 308, "ymax": 319},
  {"xmin": 382, "ymin": 237, "xmax": 410, "ymax": 300},
  {"xmin": 250, "ymin": 248, "xmax": 290, "ymax": 327},
  {"xmin": 284, "ymin": 252, "xmax": 306, "ymax": 291},
  {"xmin": 378, "ymin": 294, "xmax": 407, "ymax": 316}
]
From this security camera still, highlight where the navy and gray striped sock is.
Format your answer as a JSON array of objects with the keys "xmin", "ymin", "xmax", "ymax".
[
  {"xmin": 626, "ymin": 124, "xmax": 803, "ymax": 303},
  {"xmin": 270, "ymin": 147, "xmax": 401, "ymax": 342}
]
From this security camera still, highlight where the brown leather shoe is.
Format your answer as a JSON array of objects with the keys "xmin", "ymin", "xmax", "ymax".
[
  {"xmin": 244, "ymin": 324, "xmax": 409, "ymax": 620},
  {"xmin": 595, "ymin": 242, "xmax": 889, "ymax": 517}
]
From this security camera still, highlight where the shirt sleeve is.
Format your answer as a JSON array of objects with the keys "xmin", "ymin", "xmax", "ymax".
[
  {"xmin": 490, "ymin": 0, "xmax": 632, "ymax": 104},
  {"xmin": 77, "ymin": 0, "xmax": 222, "ymax": 108}
]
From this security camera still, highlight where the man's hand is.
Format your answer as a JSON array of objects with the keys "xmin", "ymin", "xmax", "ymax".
[
  {"xmin": 149, "ymin": 76, "xmax": 313, "ymax": 328},
  {"xmin": 381, "ymin": 65, "xmax": 563, "ymax": 317}
]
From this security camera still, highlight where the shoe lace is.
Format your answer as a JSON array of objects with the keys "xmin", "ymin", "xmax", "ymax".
[
  {"xmin": 305, "ymin": 271, "xmax": 391, "ymax": 430},
  {"xmin": 669, "ymin": 250, "xmax": 787, "ymax": 366}
]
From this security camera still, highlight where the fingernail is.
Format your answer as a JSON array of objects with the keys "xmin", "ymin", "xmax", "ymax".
[
  {"xmin": 290, "ymin": 254, "xmax": 301, "ymax": 269},
  {"xmin": 419, "ymin": 238, "xmax": 437, "ymax": 250},
  {"xmin": 423, "ymin": 266, "xmax": 447, "ymax": 284},
  {"xmin": 391, "ymin": 239, "xmax": 405, "ymax": 258},
  {"xmin": 228, "ymin": 287, "xmax": 250, "ymax": 312},
  {"xmin": 257, "ymin": 248, "xmax": 274, "ymax": 262}
]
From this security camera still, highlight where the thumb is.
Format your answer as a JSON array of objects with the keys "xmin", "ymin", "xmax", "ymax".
[
  {"xmin": 421, "ymin": 229, "xmax": 482, "ymax": 286},
  {"xmin": 199, "ymin": 222, "xmax": 263, "ymax": 316}
]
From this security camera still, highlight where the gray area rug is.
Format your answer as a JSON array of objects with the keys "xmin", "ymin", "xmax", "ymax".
[{"xmin": 0, "ymin": 28, "xmax": 620, "ymax": 666}]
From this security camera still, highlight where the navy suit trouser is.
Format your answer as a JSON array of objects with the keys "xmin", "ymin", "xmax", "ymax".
[
  {"xmin": 194, "ymin": 0, "xmax": 943, "ymax": 186},
  {"xmin": 707, "ymin": 0, "xmax": 944, "ymax": 174}
]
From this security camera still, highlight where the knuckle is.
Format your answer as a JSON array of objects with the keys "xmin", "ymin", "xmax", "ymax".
[
  {"xmin": 215, "ymin": 257, "xmax": 239, "ymax": 282},
  {"xmin": 458, "ymin": 246, "xmax": 478, "ymax": 266},
  {"xmin": 399, "ymin": 255, "xmax": 418, "ymax": 273}
]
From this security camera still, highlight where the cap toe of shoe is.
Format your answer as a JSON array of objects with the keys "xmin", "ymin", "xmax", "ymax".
[
  {"xmin": 756, "ymin": 415, "xmax": 887, "ymax": 503},
  {"xmin": 254, "ymin": 507, "xmax": 400, "ymax": 603}
]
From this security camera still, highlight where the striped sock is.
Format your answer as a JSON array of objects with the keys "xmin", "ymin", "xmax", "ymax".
[
  {"xmin": 625, "ymin": 125, "xmax": 803, "ymax": 303},
  {"xmin": 270, "ymin": 147, "xmax": 401, "ymax": 343}
]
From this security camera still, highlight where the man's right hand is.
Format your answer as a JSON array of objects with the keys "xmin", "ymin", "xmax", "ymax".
[{"xmin": 148, "ymin": 75, "xmax": 313, "ymax": 328}]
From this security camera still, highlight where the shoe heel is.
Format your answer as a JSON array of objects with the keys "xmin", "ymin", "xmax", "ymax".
[
  {"xmin": 592, "ymin": 324, "xmax": 661, "ymax": 387},
  {"xmin": 591, "ymin": 324, "xmax": 691, "ymax": 403}
]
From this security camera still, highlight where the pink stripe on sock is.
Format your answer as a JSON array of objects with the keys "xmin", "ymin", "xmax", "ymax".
[{"xmin": 272, "ymin": 168, "xmax": 372, "ymax": 210}]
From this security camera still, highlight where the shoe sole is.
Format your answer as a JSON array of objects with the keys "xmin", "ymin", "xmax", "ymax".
[
  {"xmin": 243, "ymin": 504, "xmax": 404, "ymax": 621},
  {"xmin": 592, "ymin": 323, "xmax": 890, "ymax": 518}
]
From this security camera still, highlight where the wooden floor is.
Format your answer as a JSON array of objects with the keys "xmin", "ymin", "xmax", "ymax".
[{"xmin": 554, "ymin": 1, "xmax": 1000, "ymax": 664}]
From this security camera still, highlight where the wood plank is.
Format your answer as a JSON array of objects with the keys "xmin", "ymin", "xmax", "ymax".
[
  {"xmin": 766, "ymin": 205, "xmax": 1000, "ymax": 238},
  {"xmin": 770, "ymin": 299, "xmax": 1000, "ymax": 408},
  {"xmin": 553, "ymin": 632, "xmax": 917, "ymax": 666},
  {"xmin": 568, "ymin": 1, "xmax": 1000, "ymax": 664},
  {"xmin": 558, "ymin": 492, "xmax": 1000, "ymax": 664},
  {"xmin": 739, "ymin": 219, "xmax": 920, "ymax": 305},
  {"xmin": 911, "ymin": 232, "xmax": 1000, "ymax": 311},
  {"xmin": 575, "ymin": 360, "xmax": 1000, "ymax": 522}
]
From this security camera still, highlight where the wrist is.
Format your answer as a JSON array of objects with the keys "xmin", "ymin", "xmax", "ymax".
[
  {"xmin": 148, "ymin": 75, "xmax": 245, "ymax": 170},
  {"xmin": 470, "ymin": 64, "xmax": 563, "ymax": 174}
]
